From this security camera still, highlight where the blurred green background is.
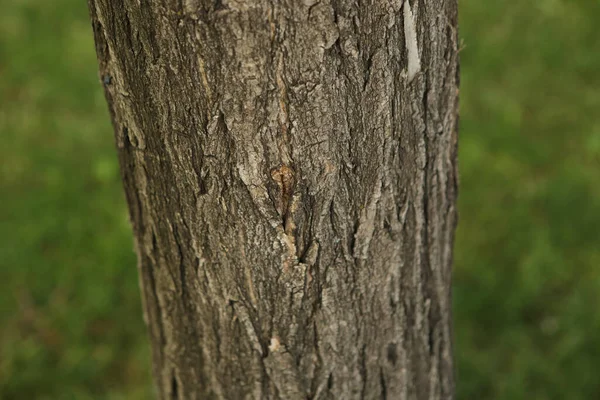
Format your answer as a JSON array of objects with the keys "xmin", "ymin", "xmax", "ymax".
[{"xmin": 1, "ymin": 0, "xmax": 599, "ymax": 399}]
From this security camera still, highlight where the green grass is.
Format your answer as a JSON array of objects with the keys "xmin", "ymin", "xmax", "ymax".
[
  {"xmin": 0, "ymin": 2, "xmax": 151, "ymax": 399},
  {"xmin": 1, "ymin": 0, "xmax": 599, "ymax": 399},
  {"xmin": 455, "ymin": 0, "xmax": 600, "ymax": 398}
]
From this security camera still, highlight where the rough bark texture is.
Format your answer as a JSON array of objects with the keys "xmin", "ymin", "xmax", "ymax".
[{"xmin": 88, "ymin": 0, "xmax": 459, "ymax": 398}]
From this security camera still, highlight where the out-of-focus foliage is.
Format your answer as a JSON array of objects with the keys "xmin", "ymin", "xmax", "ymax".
[
  {"xmin": 0, "ymin": 0, "xmax": 598, "ymax": 399},
  {"xmin": 456, "ymin": 0, "xmax": 600, "ymax": 398},
  {"xmin": 0, "ymin": 2, "xmax": 151, "ymax": 399}
]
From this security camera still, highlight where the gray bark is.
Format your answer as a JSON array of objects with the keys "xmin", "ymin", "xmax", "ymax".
[{"xmin": 87, "ymin": 0, "xmax": 459, "ymax": 399}]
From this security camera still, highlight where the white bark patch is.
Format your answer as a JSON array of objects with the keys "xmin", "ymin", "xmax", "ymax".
[
  {"xmin": 183, "ymin": 0, "xmax": 198, "ymax": 15},
  {"xmin": 403, "ymin": 0, "xmax": 421, "ymax": 82},
  {"xmin": 269, "ymin": 337, "xmax": 282, "ymax": 353}
]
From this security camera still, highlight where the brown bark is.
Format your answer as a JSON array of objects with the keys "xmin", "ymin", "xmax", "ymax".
[{"xmin": 87, "ymin": 0, "xmax": 459, "ymax": 398}]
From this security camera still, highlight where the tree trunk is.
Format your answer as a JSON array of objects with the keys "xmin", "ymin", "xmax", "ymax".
[{"xmin": 88, "ymin": 0, "xmax": 459, "ymax": 398}]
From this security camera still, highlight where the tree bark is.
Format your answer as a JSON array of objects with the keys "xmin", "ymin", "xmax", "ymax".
[{"xmin": 88, "ymin": 0, "xmax": 459, "ymax": 398}]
